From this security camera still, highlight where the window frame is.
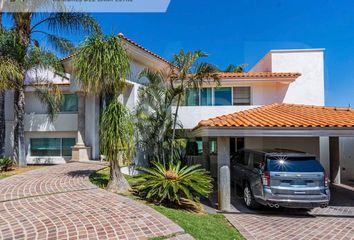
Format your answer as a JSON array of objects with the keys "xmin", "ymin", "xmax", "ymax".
[
  {"xmin": 233, "ymin": 86, "xmax": 251, "ymax": 106},
  {"xmin": 30, "ymin": 138, "xmax": 76, "ymax": 157},
  {"xmin": 60, "ymin": 93, "xmax": 78, "ymax": 113}
]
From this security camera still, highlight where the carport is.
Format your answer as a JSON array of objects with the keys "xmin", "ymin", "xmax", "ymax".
[{"xmin": 191, "ymin": 103, "xmax": 354, "ymax": 211}]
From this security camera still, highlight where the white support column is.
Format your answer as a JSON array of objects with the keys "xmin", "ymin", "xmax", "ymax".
[
  {"xmin": 71, "ymin": 92, "xmax": 91, "ymax": 161},
  {"xmin": 217, "ymin": 136, "xmax": 231, "ymax": 211},
  {"xmin": 319, "ymin": 137, "xmax": 330, "ymax": 175}
]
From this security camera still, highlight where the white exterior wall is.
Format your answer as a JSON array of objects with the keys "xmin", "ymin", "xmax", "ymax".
[
  {"xmin": 251, "ymin": 49, "xmax": 325, "ymax": 106},
  {"xmin": 339, "ymin": 137, "xmax": 354, "ymax": 183},
  {"xmin": 173, "ymin": 106, "xmax": 260, "ymax": 129}
]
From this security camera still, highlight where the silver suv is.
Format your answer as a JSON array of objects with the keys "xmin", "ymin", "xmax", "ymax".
[{"xmin": 231, "ymin": 149, "xmax": 330, "ymax": 209}]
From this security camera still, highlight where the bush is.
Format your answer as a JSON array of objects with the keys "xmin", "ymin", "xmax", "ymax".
[
  {"xmin": 132, "ymin": 161, "xmax": 213, "ymax": 206},
  {"xmin": 0, "ymin": 158, "xmax": 14, "ymax": 172}
]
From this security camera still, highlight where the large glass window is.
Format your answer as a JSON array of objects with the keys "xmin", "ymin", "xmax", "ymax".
[
  {"xmin": 62, "ymin": 138, "xmax": 76, "ymax": 156},
  {"xmin": 31, "ymin": 138, "xmax": 61, "ymax": 156},
  {"xmin": 185, "ymin": 89, "xmax": 199, "ymax": 106},
  {"xmin": 201, "ymin": 88, "xmax": 212, "ymax": 106},
  {"xmin": 60, "ymin": 94, "xmax": 78, "ymax": 112},
  {"xmin": 214, "ymin": 87, "xmax": 232, "ymax": 106},
  {"xmin": 233, "ymin": 87, "xmax": 251, "ymax": 105},
  {"xmin": 30, "ymin": 138, "xmax": 76, "ymax": 157}
]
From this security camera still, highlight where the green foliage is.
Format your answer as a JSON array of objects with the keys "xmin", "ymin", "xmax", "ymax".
[
  {"xmin": 135, "ymin": 69, "xmax": 184, "ymax": 163},
  {"xmin": 132, "ymin": 161, "xmax": 213, "ymax": 205},
  {"xmin": 0, "ymin": 158, "xmax": 14, "ymax": 172},
  {"xmin": 73, "ymin": 34, "xmax": 130, "ymax": 95},
  {"xmin": 100, "ymin": 99, "xmax": 135, "ymax": 164},
  {"xmin": 223, "ymin": 63, "xmax": 247, "ymax": 73}
]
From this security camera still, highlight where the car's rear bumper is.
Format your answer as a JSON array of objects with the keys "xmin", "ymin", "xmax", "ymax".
[{"xmin": 260, "ymin": 188, "xmax": 330, "ymax": 209}]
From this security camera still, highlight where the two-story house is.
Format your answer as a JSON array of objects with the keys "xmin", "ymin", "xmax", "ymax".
[{"xmin": 3, "ymin": 35, "xmax": 354, "ymax": 207}]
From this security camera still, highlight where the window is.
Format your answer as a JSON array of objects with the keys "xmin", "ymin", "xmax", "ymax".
[
  {"xmin": 30, "ymin": 138, "xmax": 76, "ymax": 157},
  {"xmin": 267, "ymin": 157, "xmax": 323, "ymax": 172},
  {"xmin": 201, "ymin": 88, "xmax": 212, "ymax": 106},
  {"xmin": 62, "ymin": 138, "xmax": 76, "ymax": 156},
  {"xmin": 185, "ymin": 89, "xmax": 199, "ymax": 106},
  {"xmin": 60, "ymin": 94, "xmax": 78, "ymax": 112},
  {"xmin": 233, "ymin": 87, "xmax": 251, "ymax": 105},
  {"xmin": 31, "ymin": 138, "xmax": 61, "ymax": 156},
  {"xmin": 214, "ymin": 87, "xmax": 232, "ymax": 106}
]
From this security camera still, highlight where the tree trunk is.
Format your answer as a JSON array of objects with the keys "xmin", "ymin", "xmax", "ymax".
[
  {"xmin": 106, "ymin": 159, "xmax": 131, "ymax": 193},
  {"xmin": 14, "ymin": 87, "xmax": 26, "ymax": 167},
  {"xmin": 170, "ymin": 93, "xmax": 181, "ymax": 161},
  {"xmin": 0, "ymin": 90, "xmax": 5, "ymax": 158}
]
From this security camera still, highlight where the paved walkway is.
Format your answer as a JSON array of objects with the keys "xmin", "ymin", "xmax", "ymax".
[
  {"xmin": 225, "ymin": 213, "xmax": 354, "ymax": 240},
  {"xmin": 0, "ymin": 162, "xmax": 184, "ymax": 240}
]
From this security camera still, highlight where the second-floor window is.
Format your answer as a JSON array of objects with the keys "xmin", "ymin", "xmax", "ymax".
[
  {"xmin": 60, "ymin": 94, "xmax": 78, "ymax": 112},
  {"xmin": 233, "ymin": 87, "xmax": 251, "ymax": 105},
  {"xmin": 184, "ymin": 87, "xmax": 251, "ymax": 106}
]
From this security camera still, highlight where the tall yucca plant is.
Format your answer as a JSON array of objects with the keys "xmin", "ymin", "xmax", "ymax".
[
  {"xmin": 74, "ymin": 34, "xmax": 131, "ymax": 192},
  {"xmin": 100, "ymin": 100, "xmax": 135, "ymax": 192},
  {"xmin": 133, "ymin": 161, "xmax": 213, "ymax": 205}
]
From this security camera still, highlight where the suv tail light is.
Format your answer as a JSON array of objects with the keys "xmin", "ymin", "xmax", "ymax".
[
  {"xmin": 262, "ymin": 171, "xmax": 270, "ymax": 186},
  {"xmin": 324, "ymin": 174, "xmax": 328, "ymax": 187}
]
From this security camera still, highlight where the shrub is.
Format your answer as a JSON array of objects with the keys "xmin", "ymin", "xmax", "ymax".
[
  {"xmin": 132, "ymin": 161, "xmax": 213, "ymax": 206},
  {"xmin": 0, "ymin": 158, "xmax": 14, "ymax": 172}
]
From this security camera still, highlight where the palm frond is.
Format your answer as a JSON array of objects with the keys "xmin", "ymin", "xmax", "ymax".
[
  {"xmin": 32, "ymin": 12, "xmax": 101, "ymax": 35},
  {"xmin": 34, "ymin": 84, "xmax": 62, "ymax": 121},
  {"xmin": 0, "ymin": 57, "xmax": 23, "ymax": 90},
  {"xmin": 73, "ymin": 34, "xmax": 130, "ymax": 95}
]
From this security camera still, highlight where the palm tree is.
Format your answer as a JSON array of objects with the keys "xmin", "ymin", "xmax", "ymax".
[
  {"xmin": 73, "ymin": 34, "xmax": 131, "ymax": 192},
  {"xmin": 0, "ymin": 11, "xmax": 5, "ymax": 158},
  {"xmin": 170, "ymin": 50, "xmax": 220, "ymax": 157},
  {"xmin": 223, "ymin": 64, "xmax": 247, "ymax": 73},
  {"xmin": 135, "ymin": 69, "xmax": 180, "ymax": 165},
  {"xmin": 1, "ymin": 12, "xmax": 100, "ymax": 166}
]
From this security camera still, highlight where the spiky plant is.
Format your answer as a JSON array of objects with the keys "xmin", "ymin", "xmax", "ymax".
[{"xmin": 132, "ymin": 161, "xmax": 213, "ymax": 205}]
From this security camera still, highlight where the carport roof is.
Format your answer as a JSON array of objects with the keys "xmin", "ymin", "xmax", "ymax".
[{"xmin": 195, "ymin": 103, "xmax": 354, "ymax": 129}]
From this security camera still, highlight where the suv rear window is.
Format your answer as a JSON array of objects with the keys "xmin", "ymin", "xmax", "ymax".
[{"xmin": 266, "ymin": 157, "xmax": 324, "ymax": 172}]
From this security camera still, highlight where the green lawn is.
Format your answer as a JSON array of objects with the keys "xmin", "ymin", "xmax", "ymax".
[
  {"xmin": 90, "ymin": 168, "xmax": 244, "ymax": 240},
  {"xmin": 0, "ymin": 165, "xmax": 46, "ymax": 180}
]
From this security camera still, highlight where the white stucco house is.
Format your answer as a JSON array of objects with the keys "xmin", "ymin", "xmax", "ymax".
[{"xmin": 3, "ymin": 34, "xmax": 354, "ymax": 209}]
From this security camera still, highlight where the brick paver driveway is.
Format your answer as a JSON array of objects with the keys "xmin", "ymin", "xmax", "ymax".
[
  {"xmin": 0, "ymin": 162, "xmax": 184, "ymax": 240},
  {"xmin": 223, "ymin": 184, "xmax": 354, "ymax": 240},
  {"xmin": 225, "ymin": 213, "xmax": 354, "ymax": 240}
]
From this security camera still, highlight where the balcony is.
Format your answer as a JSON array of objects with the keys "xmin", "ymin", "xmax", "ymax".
[
  {"xmin": 25, "ymin": 113, "xmax": 78, "ymax": 132},
  {"xmin": 171, "ymin": 105, "xmax": 260, "ymax": 129}
]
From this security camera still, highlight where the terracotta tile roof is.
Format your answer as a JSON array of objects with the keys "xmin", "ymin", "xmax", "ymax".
[
  {"xmin": 218, "ymin": 72, "xmax": 301, "ymax": 78},
  {"xmin": 195, "ymin": 103, "xmax": 354, "ymax": 129},
  {"xmin": 60, "ymin": 33, "xmax": 172, "ymax": 65}
]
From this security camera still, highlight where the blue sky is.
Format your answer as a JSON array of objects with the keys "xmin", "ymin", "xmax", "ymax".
[
  {"xmin": 91, "ymin": 0, "xmax": 354, "ymax": 107},
  {"xmin": 4, "ymin": 0, "xmax": 354, "ymax": 107}
]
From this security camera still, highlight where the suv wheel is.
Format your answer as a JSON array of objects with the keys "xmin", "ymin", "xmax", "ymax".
[{"xmin": 243, "ymin": 184, "xmax": 260, "ymax": 209}]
